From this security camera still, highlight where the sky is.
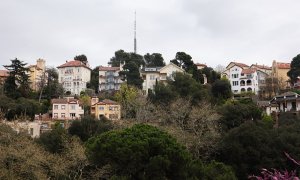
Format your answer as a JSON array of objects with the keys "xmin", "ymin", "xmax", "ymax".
[{"xmin": 1, "ymin": 0, "xmax": 300, "ymax": 70}]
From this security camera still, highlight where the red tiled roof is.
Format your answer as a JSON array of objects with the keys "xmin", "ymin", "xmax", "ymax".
[
  {"xmin": 235, "ymin": 62, "xmax": 249, "ymax": 67},
  {"xmin": 241, "ymin": 68, "xmax": 256, "ymax": 74},
  {"xmin": 95, "ymin": 99, "xmax": 119, "ymax": 105},
  {"xmin": 99, "ymin": 66, "xmax": 120, "ymax": 71},
  {"xmin": 276, "ymin": 62, "xmax": 290, "ymax": 69},
  {"xmin": 251, "ymin": 64, "xmax": 271, "ymax": 70},
  {"xmin": 51, "ymin": 98, "xmax": 79, "ymax": 104},
  {"xmin": 57, "ymin": 60, "xmax": 90, "ymax": 69},
  {"xmin": 0, "ymin": 70, "xmax": 9, "ymax": 77}
]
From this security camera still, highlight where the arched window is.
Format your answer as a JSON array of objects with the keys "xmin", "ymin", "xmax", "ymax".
[
  {"xmin": 246, "ymin": 80, "xmax": 252, "ymax": 85},
  {"xmin": 240, "ymin": 80, "xmax": 245, "ymax": 86},
  {"xmin": 247, "ymin": 87, "xmax": 252, "ymax": 92},
  {"xmin": 241, "ymin": 88, "xmax": 246, "ymax": 92}
]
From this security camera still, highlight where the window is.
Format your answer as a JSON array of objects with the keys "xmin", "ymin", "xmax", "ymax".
[
  {"xmin": 99, "ymin": 106, "xmax": 104, "ymax": 110},
  {"xmin": 54, "ymin": 113, "xmax": 58, "ymax": 118},
  {"xmin": 30, "ymin": 128, "xmax": 34, "ymax": 136},
  {"xmin": 61, "ymin": 105, "xmax": 65, "ymax": 110},
  {"xmin": 70, "ymin": 113, "xmax": 76, "ymax": 118},
  {"xmin": 61, "ymin": 113, "xmax": 65, "ymax": 118},
  {"xmin": 232, "ymin": 81, "xmax": 239, "ymax": 86},
  {"xmin": 109, "ymin": 106, "xmax": 113, "ymax": 111},
  {"xmin": 54, "ymin": 105, "xmax": 58, "ymax": 109},
  {"xmin": 150, "ymin": 75, "xmax": 155, "ymax": 80},
  {"xmin": 71, "ymin": 105, "xmax": 75, "ymax": 110}
]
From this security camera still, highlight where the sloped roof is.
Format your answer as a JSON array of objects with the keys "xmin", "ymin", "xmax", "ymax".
[
  {"xmin": 0, "ymin": 70, "xmax": 9, "ymax": 77},
  {"xmin": 226, "ymin": 62, "xmax": 249, "ymax": 69},
  {"xmin": 99, "ymin": 66, "xmax": 120, "ymax": 71},
  {"xmin": 195, "ymin": 63, "xmax": 207, "ymax": 67},
  {"xmin": 276, "ymin": 62, "xmax": 290, "ymax": 69},
  {"xmin": 241, "ymin": 68, "xmax": 256, "ymax": 74},
  {"xmin": 51, "ymin": 98, "xmax": 79, "ymax": 104},
  {"xmin": 94, "ymin": 99, "xmax": 119, "ymax": 105},
  {"xmin": 57, "ymin": 60, "xmax": 91, "ymax": 70},
  {"xmin": 251, "ymin": 64, "xmax": 271, "ymax": 70}
]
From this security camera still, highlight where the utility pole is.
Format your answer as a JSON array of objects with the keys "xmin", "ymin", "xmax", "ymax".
[{"xmin": 134, "ymin": 11, "xmax": 137, "ymax": 54}]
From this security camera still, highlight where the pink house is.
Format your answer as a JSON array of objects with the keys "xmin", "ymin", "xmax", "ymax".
[{"xmin": 51, "ymin": 98, "xmax": 84, "ymax": 120}]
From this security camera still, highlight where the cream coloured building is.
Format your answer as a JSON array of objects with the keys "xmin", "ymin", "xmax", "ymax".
[
  {"xmin": 98, "ymin": 66, "xmax": 123, "ymax": 92},
  {"xmin": 141, "ymin": 63, "xmax": 184, "ymax": 94},
  {"xmin": 57, "ymin": 60, "xmax": 91, "ymax": 95},
  {"xmin": 91, "ymin": 98, "xmax": 121, "ymax": 120},
  {"xmin": 28, "ymin": 59, "xmax": 46, "ymax": 91},
  {"xmin": 51, "ymin": 98, "xmax": 84, "ymax": 120},
  {"xmin": 271, "ymin": 60, "xmax": 291, "ymax": 89}
]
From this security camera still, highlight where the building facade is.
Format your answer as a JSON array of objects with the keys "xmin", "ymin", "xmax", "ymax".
[
  {"xmin": 271, "ymin": 60, "xmax": 291, "ymax": 89},
  {"xmin": 98, "ymin": 66, "xmax": 123, "ymax": 92},
  {"xmin": 0, "ymin": 70, "xmax": 9, "ymax": 85},
  {"xmin": 90, "ymin": 98, "xmax": 121, "ymax": 120},
  {"xmin": 57, "ymin": 60, "xmax": 91, "ymax": 95},
  {"xmin": 28, "ymin": 59, "xmax": 46, "ymax": 91},
  {"xmin": 141, "ymin": 63, "xmax": 184, "ymax": 94},
  {"xmin": 223, "ymin": 62, "xmax": 268, "ymax": 95},
  {"xmin": 269, "ymin": 91, "xmax": 300, "ymax": 113},
  {"xmin": 51, "ymin": 98, "xmax": 84, "ymax": 120}
]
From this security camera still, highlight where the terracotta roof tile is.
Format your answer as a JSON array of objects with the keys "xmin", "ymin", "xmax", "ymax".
[
  {"xmin": 51, "ymin": 98, "xmax": 78, "ymax": 104},
  {"xmin": 241, "ymin": 68, "xmax": 256, "ymax": 74},
  {"xmin": 95, "ymin": 99, "xmax": 119, "ymax": 105},
  {"xmin": 276, "ymin": 62, "xmax": 290, "ymax": 69},
  {"xmin": 57, "ymin": 60, "xmax": 90, "ymax": 69},
  {"xmin": 235, "ymin": 62, "xmax": 249, "ymax": 67},
  {"xmin": 195, "ymin": 63, "xmax": 207, "ymax": 67},
  {"xmin": 0, "ymin": 70, "xmax": 9, "ymax": 77},
  {"xmin": 251, "ymin": 64, "xmax": 271, "ymax": 70},
  {"xmin": 99, "ymin": 66, "xmax": 120, "ymax": 71}
]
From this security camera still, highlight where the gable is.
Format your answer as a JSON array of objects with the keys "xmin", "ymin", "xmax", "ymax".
[{"xmin": 159, "ymin": 63, "xmax": 184, "ymax": 74}]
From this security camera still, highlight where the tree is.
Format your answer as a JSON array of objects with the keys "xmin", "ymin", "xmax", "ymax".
[
  {"xmin": 171, "ymin": 52, "xmax": 195, "ymax": 73},
  {"xmin": 89, "ymin": 66, "xmax": 99, "ymax": 93},
  {"xmin": 148, "ymin": 80, "xmax": 177, "ymax": 105},
  {"xmin": 86, "ymin": 124, "xmax": 192, "ymax": 179},
  {"xmin": 211, "ymin": 79, "xmax": 232, "ymax": 102},
  {"xmin": 74, "ymin": 54, "xmax": 88, "ymax": 65},
  {"xmin": 214, "ymin": 64, "xmax": 226, "ymax": 73},
  {"xmin": 144, "ymin": 53, "xmax": 166, "ymax": 67},
  {"xmin": 3, "ymin": 58, "xmax": 31, "ymax": 98},
  {"xmin": 200, "ymin": 66, "xmax": 220, "ymax": 84},
  {"xmin": 68, "ymin": 115, "xmax": 113, "ymax": 142},
  {"xmin": 288, "ymin": 54, "xmax": 300, "ymax": 85},
  {"xmin": 120, "ymin": 61, "xmax": 144, "ymax": 89},
  {"xmin": 108, "ymin": 50, "xmax": 130, "ymax": 67},
  {"xmin": 115, "ymin": 84, "xmax": 139, "ymax": 118},
  {"xmin": 217, "ymin": 121, "xmax": 300, "ymax": 179},
  {"xmin": 43, "ymin": 68, "xmax": 64, "ymax": 99},
  {"xmin": 219, "ymin": 100, "xmax": 262, "ymax": 131}
]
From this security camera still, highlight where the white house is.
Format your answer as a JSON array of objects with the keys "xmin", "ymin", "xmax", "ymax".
[
  {"xmin": 269, "ymin": 92, "xmax": 300, "ymax": 113},
  {"xmin": 98, "ymin": 66, "xmax": 124, "ymax": 92},
  {"xmin": 141, "ymin": 63, "xmax": 184, "ymax": 94},
  {"xmin": 51, "ymin": 98, "xmax": 84, "ymax": 120},
  {"xmin": 222, "ymin": 62, "xmax": 268, "ymax": 95},
  {"xmin": 57, "ymin": 60, "xmax": 91, "ymax": 95}
]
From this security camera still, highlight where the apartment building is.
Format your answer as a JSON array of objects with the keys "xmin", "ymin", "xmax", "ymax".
[
  {"xmin": 141, "ymin": 63, "xmax": 184, "ymax": 94},
  {"xmin": 90, "ymin": 97, "xmax": 121, "ymax": 120},
  {"xmin": 271, "ymin": 60, "xmax": 291, "ymax": 89},
  {"xmin": 51, "ymin": 98, "xmax": 84, "ymax": 120},
  {"xmin": 98, "ymin": 66, "xmax": 123, "ymax": 92},
  {"xmin": 0, "ymin": 70, "xmax": 9, "ymax": 85},
  {"xmin": 57, "ymin": 60, "xmax": 91, "ymax": 95},
  {"xmin": 222, "ymin": 62, "xmax": 268, "ymax": 95}
]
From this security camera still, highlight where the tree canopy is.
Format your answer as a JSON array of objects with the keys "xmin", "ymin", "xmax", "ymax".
[
  {"xmin": 74, "ymin": 54, "xmax": 88, "ymax": 65},
  {"xmin": 287, "ymin": 54, "xmax": 300, "ymax": 85},
  {"xmin": 144, "ymin": 53, "xmax": 165, "ymax": 67}
]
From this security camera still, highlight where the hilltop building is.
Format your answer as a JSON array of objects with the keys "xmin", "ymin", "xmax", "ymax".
[
  {"xmin": 141, "ymin": 63, "xmax": 184, "ymax": 95},
  {"xmin": 57, "ymin": 60, "xmax": 91, "ymax": 95},
  {"xmin": 0, "ymin": 70, "xmax": 9, "ymax": 85},
  {"xmin": 28, "ymin": 59, "xmax": 46, "ymax": 91},
  {"xmin": 271, "ymin": 60, "xmax": 291, "ymax": 89},
  {"xmin": 90, "ymin": 97, "xmax": 121, "ymax": 120},
  {"xmin": 222, "ymin": 62, "xmax": 268, "ymax": 95},
  {"xmin": 98, "ymin": 66, "xmax": 124, "ymax": 93},
  {"xmin": 51, "ymin": 98, "xmax": 84, "ymax": 120}
]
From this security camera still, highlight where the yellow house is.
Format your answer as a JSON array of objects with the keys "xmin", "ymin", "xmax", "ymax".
[
  {"xmin": 28, "ymin": 59, "xmax": 46, "ymax": 91},
  {"xmin": 91, "ymin": 99, "xmax": 121, "ymax": 120},
  {"xmin": 271, "ymin": 60, "xmax": 291, "ymax": 89}
]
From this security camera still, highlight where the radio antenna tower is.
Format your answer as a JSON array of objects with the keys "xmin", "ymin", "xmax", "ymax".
[{"xmin": 134, "ymin": 11, "xmax": 137, "ymax": 54}]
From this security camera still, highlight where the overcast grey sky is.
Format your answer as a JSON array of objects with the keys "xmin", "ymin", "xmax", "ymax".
[{"xmin": 1, "ymin": 0, "xmax": 300, "ymax": 69}]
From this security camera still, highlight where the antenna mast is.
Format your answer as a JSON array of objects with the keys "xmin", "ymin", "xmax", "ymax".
[{"xmin": 134, "ymin": 11, "xmax": 137, "ymax": 54}]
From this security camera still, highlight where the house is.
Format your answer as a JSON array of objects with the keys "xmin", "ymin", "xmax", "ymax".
[
  {"xmin": 250, "ymin": 64, "xmax": 272, "ymax": 75},
  {"xmin": 222, "ymin": 62, "xmax": 268, "ymax": 95},
  {"xmin": 271, "ymin": 60, "xmax": 291, "ymax": 89},
  {"xmin": 98, "ymin": 66, "xmax": 123, "ymax": 92},
  {"xmin": 57, "ymin": 60, "xmax": 91, "ymax": 95},
  {"xmin": 195, "ymin": 63, "xmax": 207, "ymax": 70},
  {"xmin": 28, "ymin": 58, "xmax": 46, "ymax": 91},
  {"xmin": 51, "ymin": 98, "xmax": 84, "ymax": 120},
  {"xmin": 269, "ymin": 91, "xmax": 300, "ymax": 113},
  {"xmin": 90, "ymin": 97, "xmax": 121, "ymax": 120},
  {"xmin": 0, "ymin": 69, "xmax": 9, "ymax": 85},
  {"xmin": 141, "ymin": 63, "xmax": 184, "ymax": 94}
]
